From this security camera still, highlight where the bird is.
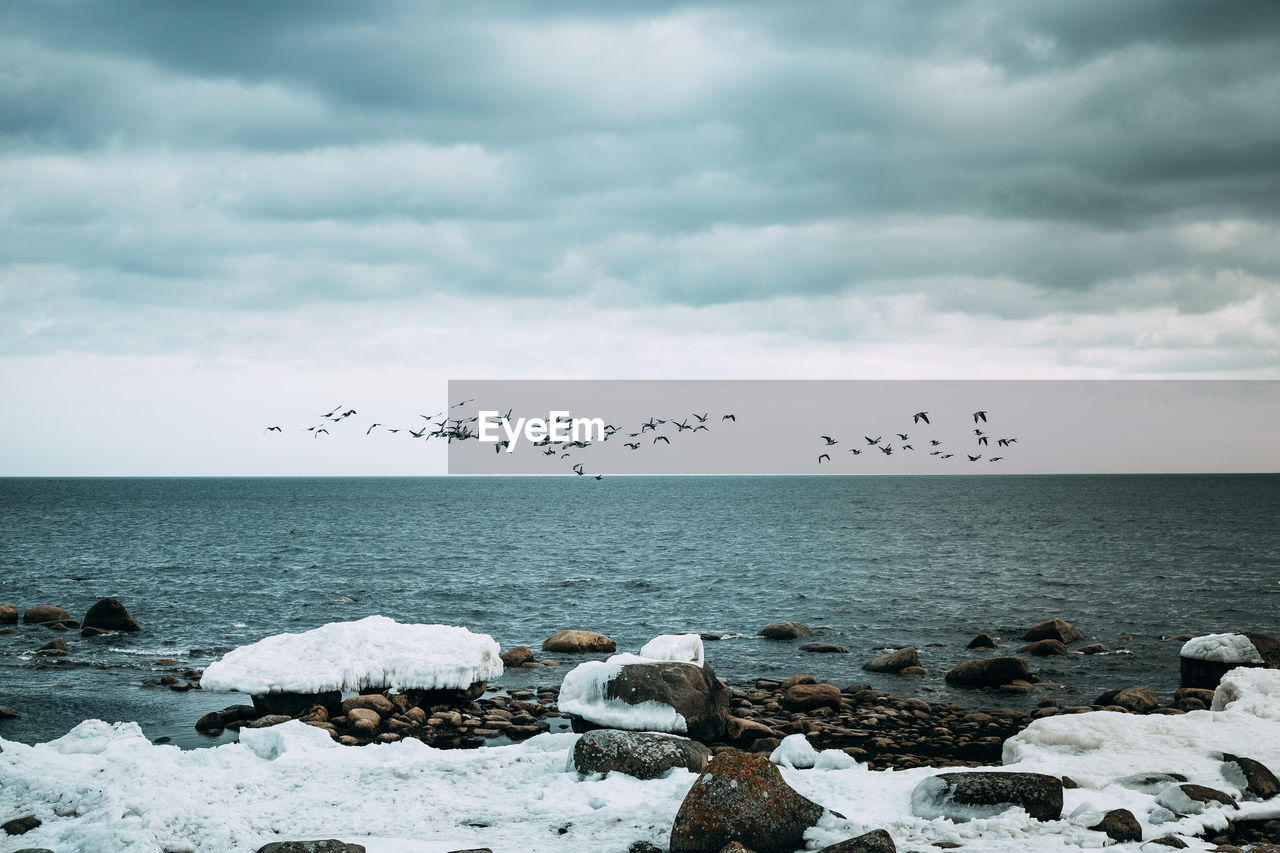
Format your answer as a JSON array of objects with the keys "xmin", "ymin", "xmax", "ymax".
[
  {"xmin": 865, "ymin": 436, "xmax": 881, "ymax": 445},
  {"xmin": 451, "ymin": 399, "xmax": 475, "ymax": 409},
  {"xmin": 913, "ymin": 412, "xmax": 930, "ymax": 424},
  {"xmin": 968, "ymin": 454, "xmax": 981, "ymax": 461},
  {"xmin": 902, "ymin": 444, "xmax": 914, "ymax": 451},
  {"xmin": 930, "ymin": 439, "xmax": 942, "ymax": 446},
  {"xmin": 997, "ymin": 438, "xmax": 1017, "ymax": 447},
  {"xmin": 572, "ymin": 464, "xmax": 585, "ymax": 476},
  {"xmin": 880, "ymin": 446, "xmax": 893, "ymax": 455},
  {"xmin": 366, "ymin": 423, "xmax": 382, "ymax": 435},
  {"xmin": 693, "ymin": 413, "xmax": 708, "ymax": 423},
  {"xmin": 941, "ymin": 453, "xmax": 954, "ymax": 459},
  {"xmin": 543, "ymin": 448, "xmax": 557, "ymax": 456},
  {"xmin": 721, "ymin": 414, "xmax": 736, "ymax": 421},
  {"xmin": 973, "ymin": 411, "xmax": 987, "ymax": 423},
  {"xmin": 821, "ymin": 436, "xmax": 838, "ymax": 445},
  {"xmin": 624, "ymin": 442, "xmax": 640, "ymax": 450},
  {"xmin": 653, "ymin": 435, "xmax": 670, "ymax": 444},
  {"xmin": 848, "ymin": 448, "xmax": 862, "ymax": 455},
  {"xmin": 314, "ymin": 428, "xmax": 328, "ymax": 438},
  {"xmin": 264, "ymin": 426, "xmax": 282, "ymax": 433},
  {"xmin": 818, "ymin": 454, "xmax": 830, "ymax": 463},
  {"xmin": 989, "ymin": 457, "xmax": 1004, "ymax": 462},
  {"xmin": 594, "ymin": 474, "xmax": 603, "ymax": 480},
  {"xmin": 897, "ymin": 433, "xmax": 909, "ymax": 441},
  {"xmin": 321, "ymin": 404, "xmax": 343, "ymax": 418},
  {"xmin": 978, "ymin": 436, "xmax": 988, "ymax": 446}
]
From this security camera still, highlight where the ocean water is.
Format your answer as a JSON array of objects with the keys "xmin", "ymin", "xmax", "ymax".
[{"xmin": 1, "ymin": 475, "xmax": 1277, "ymax": 748}]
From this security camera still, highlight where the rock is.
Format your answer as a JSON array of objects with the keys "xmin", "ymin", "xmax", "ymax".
[
  {"xmin": 0, "ymin": 706, "xmax": 18, "ymax": 718},
  {"xmin": 966, "ymin": 633, "xmax": 997, "ymax": 650},
  {"xmin": 799, "ymin": 642, "xmax": 848, "ymax": 654},
  {"xmin": 758, "ymin": 622, "xmax": 814, "ymax": 640},
  {"xmin": 1017, "ymin": 639, "xmax": 1069, "ymax": 656},
  {"xmin": 1078, "ymin": 643, "xmax": 1111, "ymax": 654},
  {"xmin": 1180, "ymin": 632, "xmax": 1280, "ymax": 689},
  {"xmin": 542, "ymin": 630, "xmax": 616, "ymax": 653},
  {"xmin": 779, "ymin": 674, "xmax": 815, "ymax": 690},
  {"xmin": 911, "ymin": 772, "xmax": 1063, "ymax": 822},
  {"xmin": 1174, "ymin": 687, "xmax": 1215, "ymax": 705},
  {"xmin": 669, "ymin": 751, "xmax": 830, "ymax": 853},
  {"xmin": 22, "ymin": 605, "xmax": 70, "ymax": 625},
  {"xmin": 196, "ymin": 711, "xmax": 225, "ymax": 732},
  {"xmin": 2, "ymin": 815, "xmax": 41, "ymax": 835},
  {"xmin": 900, "ymin": 666, "xmax": 928, "ymax": 675},
  {"xmin": 569, "ymin": 660, "xmax": 730, "ymax": 741},
  {"xmin": 1222, "ymin": 754, "xmax": 1280, "ymax": 800},
  {"xmin": 247, "ymin": 715, "xmax": 292, "ymax": 729},
  {"xmin": 718, "ymin": 845, "xmax": 752, "ymax": 853},
  {"xmin": 1147, "ymin": 835, "xmax": 1189, "ymax": 848},
  {"xmin": 0, "ymin": 604, "xmax": 17, "ymax": 624},
  {"xmin": 944, "ymin": 657, "xmax": 1035, "ymax": 688},
  {"xmin": 629, "ymin": 845, "xmax": 663, "ymax": 853},
  {"xmin": 726, "ymin": 716, "xmax": 776, "ymax": 744},
  {"xmin": 81, "ymin": 597, "xmax": 141, "ymax": 633},
  {"xmin": 341, "ymin": 694, "xmax": 394, "ymax": 716},
  {"xmin": 256, "ymin": 843, "xmax": 366, "ymax": 853},
  {"xmin": 252, "ymin": 691, "xmax": 342, "ymax": 718},
  {"xmin": 571, "ymin": 729, "xmax": 709, "ymax": 779},
  {"xmin": 500, "ymin": 645, "xmax": 534, "ymax": 667},
  {"xmin": 817, "ymin": 829, "xmax": 896, "ymax": 852},
  {"xmin": 39, "ymin": 638, "xmax": 68, "ymax": 652},
  {"xmin": 1156, "ymin": 783, "xmax": 1238, "ymax": 814},
  {"xmin": 1089, "ymin": 808, "xmax": 1142, "ymax": 842},
  {"xmin": 862, "ymin": 647, "xmax": 919, "ymax": 673},
  {"xmin": 1023, "ymin": 618, "xmax": 1083, "ymax": 644},
  {"xmin": 781, "ymin": 683, "xmax": 843, "ymax": 712},
  {"xmin": 346, "ymin": 708, "xmax": 381, "ymax": 734},
  {"xmin": 1094, "ymin": 687, "xmax": 1160, "ymax": 713}
]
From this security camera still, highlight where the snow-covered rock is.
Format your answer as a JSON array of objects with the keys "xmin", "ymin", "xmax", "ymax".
[
  {"xmin": 638, "ymin": 633, "xmax": 704, "ymax": 666},
  {"xmin": 1182, "ymin": 633, "xmax": 1265, "ymax": 664},
  {"xmin": 200, "ymin": 615, "xmax": 502, "ymax": 695}
]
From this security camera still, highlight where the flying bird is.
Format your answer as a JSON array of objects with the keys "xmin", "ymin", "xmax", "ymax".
[
  {"xmin": 848, "ymin": 448, "xmax": 862, "ymax": 455},
  {"xmin": 897, "ymin": 433, "xmax": 909, "ymax": 441},
  {"xmin": 880, "ymin": 446, "xmax": 893, "ymax": 455},
  {"xmin": 624, "ymin": 442, "xmax": 640, "ymax": 450},
  {"xmin": 913, "ymin": 412, "xmax": 930, "ymax": 424},
  {"xmin": 973, "ymin": 411, "xmax": 987, "ymax": 423},
  {"xmin": 821, "ymin": 435, "xmax": 839, "ymax": 445},
  {"xmin": 968, "ymin": 454, "xmax": 981, "ymax": 461},
  {"xmin": 264, "ymin": 426, "xmax": 282, "ymax": 433},
  {"xmin": 818, "ymin": 454, "xmax": 831, "ymax": 463},
  {"xmin": 978, "ymin": 436, "xmax": 989, "ymax": 446},
  {"xmin": 865, "ymin": 436, "xmax": 881, "ymax": 445},
  {"xmin": 721, "ymin": 414, "xmax": 736, "ymax": 421},
  {"xmin": 653, "ymin": 435, "xmax": 670, "ymax": 444},
  {"xmin": 366, "ymin": 423, "xmax": 382, "ymax": 435}
]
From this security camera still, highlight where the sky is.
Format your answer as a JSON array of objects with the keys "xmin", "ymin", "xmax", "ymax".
[{"xmin": 2, "ymin": 1, "xmax": 1279, "ymax": 475}]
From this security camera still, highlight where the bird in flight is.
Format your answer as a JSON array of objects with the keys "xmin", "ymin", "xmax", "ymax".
[
  {"xmin": 366, "ymin": 423, "xmax": 382, "ymax": 435},
  {"xmin": 897, "ymin": 433, "xmax": 909, "ymax": 441},
  {"xmin": 572, "ymin": 463, "xmax": 585, "ymax": 476},
  {"xmin": 973, "ymin": 411, "xmax": 987, "ymax": 423},
  {"xmin": 821, "ymin": 435, "xmax": 838, "ymax": 445},
  {"xmin": 997, "ymin": 438, "xmax": 1017, "ymax": 447},
  {"xmin": 989, "ymin": 457, "xmax": 1004, "ymax": 462},
  {"xmin": 721, "ymin": 414, "xmax": 736, "ymax": 421},
  {"xmin": 693, "ymin": 413, "xmax": 708, "ymax": 423},
  {"xmin": 913, "ymin": 412, "xmax": 930, "ymax": 424},
  {"xmin": 451, "ymin": 399, "xmax": 475, "ymax": 409},
  {"xmin": 968, "ymin": 454, "xmax": 981, "ymax": 461},
  {"xmin": 865, "ymin": 436, "xmax": 881, "ymax": 445},
  {"xmin": 848, "ymin": 448, "xmax": 862, "ymax": 455},
  {"xmin": 977, "ymin": 436, "xmax": 989, "ymax": 446},
  {"xmin": 653, "ymin": 435, "xmax": 670, "ymax": 444},
  {"xmin": 314, "ymin": 428, "xmax": 329, "ymax": 438},
  {"xmin": 880, "ymin": 445, "xmax": 893, "ymax": 455},
  {"xmin": 264, "ymin": 426, "xmax": 282, "ymax": 433},
  {"xmin": 624, "ymin": 442, "xmax": 640, "ymax": 450},
  {"xmin": 818, "ymin": 453, "xmax": 831, "ymax": 463}
]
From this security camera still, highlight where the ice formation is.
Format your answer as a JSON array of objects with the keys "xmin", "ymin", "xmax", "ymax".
[
  {"xmin": 638, "ymin": 633, "xmax": 704, "ymax": 666},
  {"xmin": 200, "ymin": 615, "xmax": 503, "ymax": 694},
  {"xmin": 557, "ymin": 653, "xmax": 689, "ymax": 733},
  {"xmin": 1180, "ymin": 632, "xmax": 1264, "ymax": 664}
]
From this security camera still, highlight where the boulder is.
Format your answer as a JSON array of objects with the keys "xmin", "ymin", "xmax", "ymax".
[
  {"xmin": 1155, "ymin": 783, "xmax": 1237, "ymax": 814},
  {"xmin": 252, "ymin": 691, "xmax": 342, "ymax": 718},
  {"xmin": 1180, "ymin": 632, "xmax": 1280, "ymax": 689},
  {"xmin": 346, "ymin": 708, "xmax": 380, "ymax": 734},
  {"xmin": 402, "ymin": 681, "xmax": 487, "ymax": 707},
  {"xmin": 669, "ymin": 751, "xmax": 830, "ymax": 853},
  {"xmin": 966, "ymin": 633, "xmax": 997, "ymax": 650},
  {"xmin": 571, "ymin": 729, "xmax": 709, "ymax": 779},
  {"xmin": 1078, "ymin": 643, "xmax": 1111, "ymax": 655},
  {"xmin": 256, "ymin": 843, "xmax": 366, "ymax": 853},
  {"xmin": 911, "ymin": 772, "xmax": 1063, "ymax": 822},
  {"xmin": 758, "ymin": 622, "xmax": 814, "ymax": 640},
  {"xmin": 944, "ymin": 657, "xmax": 1035, "ymax": 688},
  {"xmin": 1222, "ymin": 754, "xmax": 1279, "ymax": 800},
  {"xmin": 0, "ymin": 604, "xmax": 17, "ymax": 625},
  {"xmin": 2, "ymin": 815, "xmax": 41, "ymax": 835},
  {"xmin": 500, "ymin": 645, "xmax": 534, "ymax": 667},
  {"xmin": 781, "ymin": 683, "xmax": 843, "ymax": 712},
  {"xmin": 862, "ymin": 647, "xmax": 919, "ymax": 673},
  {"xmin": 817, "ymin": 830, "xmax": 896, "ymax": 852},
  {"xmin": 799, "ymin": 642, "xmax": 848, "ymax": 654},
  {"xmin": 542, "ymin": 630, "xmax": 616, "ymax": 653},
  {"xmin": 1017, "ymin": 639, "xmax": 1069, "ymax": 656},
  {"xmin": 22, "ymin": 605, "xmax": 70, "ymax": 625},
  {"xmin": 81, "ymin": 597, "xmax": 141, "ymax": 633},
  {"xmin": 581, "ymin": 661, "xmax": 730, "ymax": 741},
  {"xmin": 39, "ymin": 638, "xmax": 68, "ymax": 652},
  {"xmin": 1094, "ymin": 687, "xmax": 1159, "ymax": 713},
  {"xmin": 1089, "ymin": 808, "xmax": 1141, "ymax": 842},
  {"xmin": 1146, "ymin": 837, "xmax": 1188, "ymax": 848},
  {"xmin": 726, "ymin": 716, "xmax": 777, "ymax": 744},
  {"xmin": 1023, "ymin": 618, "xmax": 1083, "ymax": 644},
  {"xmin": 0, "ymin": 706, "xmax": 18, "ymax": 718},
  {"xmin": 341, "ymin": 694, "xmax": 394, "ymax": 716}
]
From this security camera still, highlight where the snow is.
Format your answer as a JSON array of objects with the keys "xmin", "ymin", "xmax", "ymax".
[
  {"xmin": 638, "ymin": 633, "xmax": 704, "ymax": 666},
  {"xmin": 557, "ymin": 653, "xmax": 689, "ymax": 733},
  {"xmin": 769, "ymin": 733, "xmax": 856, "ymax": 771},
  {"xmin": 1180, "ymin": 633, "xmax": 1264, "ymax": 664},
  {"xmin": 5, "ymin": 668, "xmax": 1280, "ymax": 852},
  {"xmin": 199, "ymin": 616, "xmax": 502, "ymax": 695}
]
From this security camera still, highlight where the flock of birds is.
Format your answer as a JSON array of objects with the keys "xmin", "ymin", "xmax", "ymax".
[
  {"xmin": 815, "ymin": 410, "xmax": 1018, "ymax": 466},
  {"xmin": 265, "ymin": 402, "xmax": 738, "ymax": 478}
]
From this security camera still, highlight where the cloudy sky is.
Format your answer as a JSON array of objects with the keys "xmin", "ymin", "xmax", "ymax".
[{"xmin": 2, "ymin": 1, "xmax": 1278, "ymax": 474}]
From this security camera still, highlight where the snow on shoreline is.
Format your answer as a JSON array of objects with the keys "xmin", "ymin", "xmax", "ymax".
[
  {"xmin": 200, "ymin": 616, "xmax": 503, "ymax": 695},
  {"xmin": 1180, "ymin": 632, "xmax": 1265, "ymax": 664},
  {"xmin": 2, "ymin": 668, "xmax": 1279, "ymax": 853}
]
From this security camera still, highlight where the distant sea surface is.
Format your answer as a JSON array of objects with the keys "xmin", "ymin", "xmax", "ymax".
[{"xmin": 1, "ymin": 475, "xmax": 1277, "ymax": 748}]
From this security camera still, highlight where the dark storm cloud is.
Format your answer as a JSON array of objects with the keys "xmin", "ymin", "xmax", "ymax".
[{"xmin": 1, "ymin": 0, "xmax": 1278, "ymax": 368}]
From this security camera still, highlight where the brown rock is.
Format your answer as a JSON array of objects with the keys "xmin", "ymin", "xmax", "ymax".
[
  {"xmin": 346, "ymin": 708, "xmax": 381, "ymax": 733},
  {"xmin": 81, "ymin": 597, "xmax": 141, "ymax": 633},
  {"xmin": 1078, "ymin": 643, "xmax": 1112, "ymax": 654},
  {"xmin": 1089, "ymin": 808, "xmax": 1141, "ymax": 842},
  {"xmin": 758, "ymin": 621, "xmax": 815, "ymax": 640},
  {"xmin": 22, "ymin": 605, "xmax": 71, "ymax": 625},
  {"xmin": 252, "ymin": 691, "xmax": 342, "ymax": 718},
  {"xmin": 1023, "ymin": 618, "xmax": 1083, "ymax": 644},
  {"xmin": 542, "ymin": 630, "xmax": 616, "ymax": 653},
  {"xmin": 1017, "ymin": 639, "xmax": 1069, "ymax": 656},
  {"xmin": 781, "ymin": 683, "xmax": 842, "ymax": 712},
  {"xmin": 818, "ymin": 829, "xmax": 896, "ymax": 852},
  {"xmin": 1148, "ymin": 836, "xmax": 1189, "ymax": 848},
  {"xmin": 900, "ymin": 666, "xmax": 928, "ymax": 676},
  {"xmin": 0, "ymin": 604, "xmax": 17, "ymax": 625},
  {"xmin": 863, "ymin": 647, "xmax": 919, "ymax": 673},
  {"xmin": 2, "ymin": 814, "xmax": 41, "ymax": 835},
  {"xmin": 726, "ymin": 716, "xmax": 776, "ymax": 744},
  {"xmin": 912, "ymin": 772, "xmax": 1063, "ymax": 821},
  {"xmin": 944, "ymin": 657, "xmax": 1035, "ymax": 688},
  {"xmin": 580, "ymin": 661, "xmax": 730, "ymax": 741},
  {"xmin": 669, "ymin": 751, "xmax": 830, "ymax": 853},
  {"xmin": 966, "ymin": 633, "xmax": 997, "ymax": 650},
  {"xmin": 779, "ymin": 674, "xmax": 815, "ymax": 690},
  {"xmin": 341, "ymin": 694, "xmax": 394, "ymax": 716},
  {"xmin": 800, "ymin": 642, "xmax": 848, "ymax": 654},
  {"xmin": 1222, "ymin": 754, "xmax": 1280, "ymax": 800},
  {"xmin": 39, "ymin": 638, "xmax": 68, "ymax": 652},
  {"xmin": 500, "ymin": 645, "xmax": 534, "ymax": 667},
  {"xmin": 571, "ymin": 729, "xmax": 709, "ymax": 779},
  {"xmin": 247, "ymin": 714, "xmax": 291, "ymax": 729},
  {"xmin": 1094, "ymin": 687, "xmax": 1159, "ymax": 713}
]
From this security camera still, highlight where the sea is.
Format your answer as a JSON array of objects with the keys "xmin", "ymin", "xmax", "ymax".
[{"xmin": 1, "ymin": 475, "xmax": 1277, "ymax": 749}]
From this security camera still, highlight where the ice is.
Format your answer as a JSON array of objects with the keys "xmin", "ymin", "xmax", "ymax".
[
  {"xmin": 200, "ymin": 615, "xmax": 502, "ymax": 695},
  {"xmin": 557, "ymin": 653, "xmax": 689, "ymax": 733},
  {"xmin": 1211, "ymin": 665, "xmax": 1280, "ymax": 718},
  {"xmin": 1181, "ymin": 633, "xmax": 1264, "ymax": 664},
  {"xmin": 638, "ymin": 633, "xmax": 704, "ymax": 666},
  {"xmin": 771, "ymin": 733, "xmax": 820, "ymax": 769}
]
